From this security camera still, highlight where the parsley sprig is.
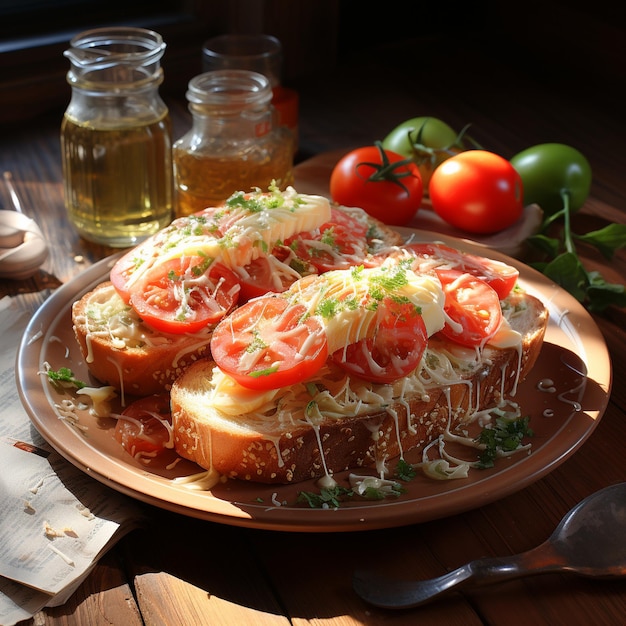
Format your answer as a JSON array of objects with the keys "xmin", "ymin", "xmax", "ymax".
[
  {"xmin": 475, "ymin": 415, "xmax": 533, "ymax": 469},
  {"xmin": 46, "ymin": 367, "xmax": 86, "ymax": 390},
  {"xmin": 528, "ymin": 190, "xmax": 626, "ymax": 312}
]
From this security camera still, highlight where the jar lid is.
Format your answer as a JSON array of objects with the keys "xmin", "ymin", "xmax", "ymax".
[{"xmin": 186, "ymin": 70, "xmax": 272, "ymax": 108}]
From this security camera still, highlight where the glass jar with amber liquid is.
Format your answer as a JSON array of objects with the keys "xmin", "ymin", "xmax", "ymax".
[
  {"xmin": 61, "ymin": 27, "xmax": 173, "ymax": 247},
  {"xmin": 173, "ymin": 70, "xmax": 294, "ymax": 217}
]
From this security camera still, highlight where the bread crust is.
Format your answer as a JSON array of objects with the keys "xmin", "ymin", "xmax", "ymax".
[
  {"xmin": 171, "ymin": 292, "xmax": 548, "ymax": 484},
  {"xmin": 72, "ymin": 282, "xmax": 213, "ymax": 396}
]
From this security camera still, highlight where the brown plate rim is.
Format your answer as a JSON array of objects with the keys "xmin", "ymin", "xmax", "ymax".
[{"xmin": 16, "ymin": 230, "xmax": 612, "ymax": 532}]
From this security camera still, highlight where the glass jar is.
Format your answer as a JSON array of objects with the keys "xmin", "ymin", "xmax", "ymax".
[
  {"xmin": 201, "ymin": 34, "xmax": 299, "ymax": 147},
  {"xmin": 61, "ymin": 27, "xmax": 173, "ymax": 247},
  {"xmin": 173, "ymin": 70, "xmax": 294, "ymax": 217}
]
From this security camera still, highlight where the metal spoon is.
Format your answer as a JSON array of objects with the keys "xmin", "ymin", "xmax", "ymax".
[{"xmin": 353, "ymin": 482, "xmax": 626, "ymax": 610}]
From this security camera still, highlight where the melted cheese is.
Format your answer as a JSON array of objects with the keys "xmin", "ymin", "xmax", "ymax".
[
  {"xmin": 76, "ymin": 385, "xmax": 117, "ymax": 417},
  {"xmin": 210, "ymin": 367, "xmax": 281, "ymax": 415},
  {"xmin": 116, "ymin": 187, "xmax": 331, "ymax": 291},
  {"xmin": 284, "ymin": 264, "xmax": 446, "ymax": 354}
]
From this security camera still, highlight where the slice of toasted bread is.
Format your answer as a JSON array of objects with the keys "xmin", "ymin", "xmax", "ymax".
[
  {"xmin": 72, "ymin": 282, "xmax": 214, "ymax": 396},
  {"xmin": 170, "ymin": 290, "xmax": 548, "ymax": 484}
]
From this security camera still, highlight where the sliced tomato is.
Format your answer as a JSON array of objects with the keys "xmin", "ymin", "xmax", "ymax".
[
  {"xmin": 129, "ymin": 257, "xmax": 240, "ymax": 334},
  {"xmin": 284, "ymin": 207, "xmax": 370, "ymax": 272},
  {"xmin": 372, "ymin": 242, "xmax": 519, "ymax": 300},
  {"xmin": 110, "ymin": 211, "xmax": 226, "ymax": 303},
  {"xmin": 436, "ymin": 268, "xmax": 502, "ymax": 347},
  {"xmin": 331, "ymin": 297, "xmax": 427, "ymax": 383},
  {"xmin": 114, "ymin": 394, "xmax": 172, "ymax": 458},
  {"xmin": 210, "ymin": 296, "xmax": 328, "ymax": 390},
  {"xmin": 237, "ymin": 254, "xmax": 299, "ymax": 302},
  {"xmin": 110, "ymin": 247, "xmax": 149, "ymax": 304}
]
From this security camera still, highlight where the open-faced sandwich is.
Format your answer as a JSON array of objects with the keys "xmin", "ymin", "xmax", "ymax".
[
  {"xmin": 171, "ymin": 243, "xmax": 547, "ymax": 484},
  {"xmin": 72, "ymin": 186, "xmax": 402, "ymax": 396},
  {"xmin": 71, "ymin": 185, "xmax": 549, "ymax": 487}
]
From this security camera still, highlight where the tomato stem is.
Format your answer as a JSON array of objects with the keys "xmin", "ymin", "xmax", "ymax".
[
  {"xmin": 540, "ymin": 190, "xmax": 576, "ymax": 254},
  {"xmin": 410, "ymin": 121, "xmax": 481, "ymax": 166},
  {"xmin": 561, "ymin": 190, "xmax": 576, "ymax": 254},
  {"xmin": 355, "ymin": 141, "xmax": 418, "ymax": 196}
]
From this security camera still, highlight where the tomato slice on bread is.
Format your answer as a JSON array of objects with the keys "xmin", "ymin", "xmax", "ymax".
[
  {"xmin": 436, "ymin": 268, "xmax": 502, "ymax": 347},
  {"xmin": 331, "ymin": 297, "xmax": 428, "ymax": 383},
  {"xmin": 284, "ymin": 207, "xmax": 370, "ymax": 273},
  {"xmin": 130, "ymin": 257, "xmax": 241, "ymax": 334},
  {"xmin": 401, "ymin": 243, "xmax": 519, "ymax": 300},
  {"xmin": 210, "ymin": 296, "xmax": 328, "ymax": 390},
  {"xmin": 371, "ymin": 242, "xmax": 519, "ymax": 300},
  {"xmin": 114, "ymin": 394, "xmax": 172, "ymax": 458},
  {"xmin": 237, "ymin": 254, "xmax": 303, "ymax": 302}
]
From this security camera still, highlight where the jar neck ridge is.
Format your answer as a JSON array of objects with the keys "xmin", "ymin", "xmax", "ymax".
[{"xmin": 64, "ymin": 27, "xmax": 166, "ymax": 90}]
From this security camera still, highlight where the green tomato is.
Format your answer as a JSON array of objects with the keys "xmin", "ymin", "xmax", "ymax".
[
  {"xmin": 510, "ymin": 143, "xmax": 592, "ymax": 215},
  {"xmin": 383, "ymin": 117, "xmax": 459, "ymax": 156},
  {"xmin": 382, "ymin": 117, "xmax": 464, "ymax": 188}
]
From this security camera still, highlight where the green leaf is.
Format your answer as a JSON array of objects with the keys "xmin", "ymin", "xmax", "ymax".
[
  {"xmin": 528, "ymin": 233, "xmax": 561, "ymax": 257},
  {"xmin": 574, "ymin": 223, "xmax": 626, "ymax": 260},
  {"xmin": 586, "ymin": 272, "xmax": 626, "ymax": 312},
  {"xmin": 542, "ymin": 252, "xmax": 590, "ymax": 302}
]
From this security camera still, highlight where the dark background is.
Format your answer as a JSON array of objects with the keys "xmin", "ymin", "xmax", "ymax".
[
  {"xmin": 1, "ymin": 0, "xmax": 623, "ymax": 117},
  {"xmin": 0, "ymin": 0, "xmax": 623, "ymax": 199}
]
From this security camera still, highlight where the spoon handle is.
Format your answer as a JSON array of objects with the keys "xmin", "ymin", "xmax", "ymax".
[{"xmin": 353, "ymin": 543, "xmax": 563, "ymax": 609}]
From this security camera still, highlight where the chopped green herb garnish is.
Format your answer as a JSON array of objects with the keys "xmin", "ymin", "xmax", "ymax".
[
  {"xmin": 475, "ymin": 415, "xmax": 533, "ymax": 469},
  {"xmin": 305, "ymin": 382, "xmax": 319, "ymax": 397},
  {"xmin": 46, "ymin": 367, "xmax": 86, "ymax": 389},
  {"xmin": 245, "ymin": 330, "xmax": 268, "ymax": 353},
  {"xmin": 320, "ymin": 227, "xmax": 337, "ymax": 248},
  {"xmin": 395, "ymin": 458, "xmax": 417, "ymax": 481},
  {"xmin": 248, "ymin": 365, "xmax": 279, "ymax": 378},
  {"xmin": 297, "ymin": 486, "xmax": 353, "ymax": 509}
]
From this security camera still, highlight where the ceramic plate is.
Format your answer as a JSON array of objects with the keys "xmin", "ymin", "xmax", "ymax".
[{"xmin": 16, "ymin": 232, "xmax": 612, "ymax": 532}]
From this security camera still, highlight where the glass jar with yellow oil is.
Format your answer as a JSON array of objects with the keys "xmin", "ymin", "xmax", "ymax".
[
  {"xmin": 173, "ymin": 70, "xmax": 294, "ymax": 217},
  {"xmin": 61, "ymin": 27, "xmax": 173, "ymax": 247}
]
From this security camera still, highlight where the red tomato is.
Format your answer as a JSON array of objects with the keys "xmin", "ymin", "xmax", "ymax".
[
  {"xmin": 110, "ymin": 247, "xmax": 148, "ymax": 304},
  {"xmin": 331, "ymin": 298, "xmax": 428, "ymax": 383},
  {"xmin": 400, "ymin": 243, "xmax": 519, "ymax": 300},
  {"xmin": 428, "ymin": 150, "xmax": 523, "ymax": 234},
  {"xmin": 285, "ymin": 207, "xmax": 370, "ymax": 272},
  {"xmin": 110, "ymin": 211, "xmax": 225, "ymax": 303},
  {"xmin": 237, "ymin": 255, "xmax": 299, "ymax": 302},
  {"xmin": 129, "ymin": 257, "xmax": 240, "ymax": 334},
  {"xmin": 114, "ymin": 394, "xmax": 172, "ymax": 458},
  {"xmin": 329, "ymin": 144, "xmax": 423, "ymax": 226},
  {"xmin": 436, "ymin": 269, "xmax": 502, "ymax": 347},
  {"xmin": 210, "ymin": 296, "xmax": 328, "ymax": 390}
]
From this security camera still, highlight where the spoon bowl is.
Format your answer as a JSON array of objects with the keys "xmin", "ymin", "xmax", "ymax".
[
  {"xmin": 0, "ymin": 210, "xmax": 49, "ymax": 279},
  {"xmin": 353, "ymin": 482, "xmax": 626, "ymax": 610}
]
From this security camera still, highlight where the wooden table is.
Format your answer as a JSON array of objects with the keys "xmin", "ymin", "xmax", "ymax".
[{"xmin": 1, "ymin": 50, "xmax": 625, "ymax": 625}]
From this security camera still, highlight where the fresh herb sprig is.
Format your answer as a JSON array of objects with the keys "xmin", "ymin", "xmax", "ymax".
[
  {"xmin": 475, "ymin": 415, "xmax": 533, "ymax": 469},
  {"xmin": 46, "ymin": 367, "xmax": 87, "ymax": 389},
  {"xmin": 528, "ymin": 191, "xmax": 626, "ymax": 312}
]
